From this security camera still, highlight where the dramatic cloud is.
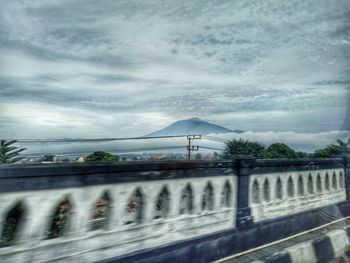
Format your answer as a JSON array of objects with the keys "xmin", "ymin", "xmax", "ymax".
[{"xmin": 0, "ymin": 0, "xmax": 349, "ymax": 138}]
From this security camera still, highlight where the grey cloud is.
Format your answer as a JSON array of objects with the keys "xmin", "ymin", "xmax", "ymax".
[
  {"xmin": 0, "ymin": 0, "xmax": 349, "ymax": 138},
  {"xmin": 46, "ymin": 27, "xmax": 111, "ymax": 48},
  {"xmin": 0, "ymin": 73, "xmax": 347, "ymax": 120},
  {"xmin": 88, "ymin": 74, "xmax": 167, "ymax": 86},
  {"xmin": 0, "ymin": 37, "xmax": 133, "ymax": 69},
  {"xmin": 313, "ymin": 80, "xmax": 350, "ymax": 86}
]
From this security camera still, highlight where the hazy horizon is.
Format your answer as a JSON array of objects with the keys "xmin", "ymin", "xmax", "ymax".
[{"xmin": 3, "ymin": 116, "xmax": 350, "ymax": 140}]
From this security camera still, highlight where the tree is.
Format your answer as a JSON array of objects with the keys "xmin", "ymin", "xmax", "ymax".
[
  {"xmin": 0, "ymin": 140, "xmax": 26, "ymax": 164},
  {"xmin": 313, "ymin": 148, "xmax": 333, "ymax": 158},
  {"xmin": 313, "ymin": 139, "xmax": 350, "ymax": 158},
  {"xmin": 85, "ymin": 151, "xmax": 119, "ymax": 162},
  {"xmin": 263, "ymin": 143, "xmax": 297, "ymax": 159},
  {"xmin": 223, "ymin": 139, "xmax": 265, "ymax": 159},
  {"xmin": 336, "ymin": 138, "xmax": 350, "ymax": 153}
]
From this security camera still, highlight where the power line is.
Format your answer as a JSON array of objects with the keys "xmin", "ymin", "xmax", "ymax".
[
  {"xmin": 9, "ymin": 135, "xmax": 192, "ymax": 143},
  {"xmin": 11, "ymin": 134, "xmax": 231, "ymax": 143},
  {"xmin": 11, "ymin": 134, "xmax": 228, "ymax": 157}
]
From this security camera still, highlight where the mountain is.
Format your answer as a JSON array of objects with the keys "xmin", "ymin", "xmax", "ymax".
[{"xmin": 146, "ymin": 118, "xmax": 243, "ymax": 137}]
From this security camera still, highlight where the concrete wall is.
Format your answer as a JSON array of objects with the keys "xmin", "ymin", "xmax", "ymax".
[
  {"xmin": 0, "ymin": 176, "xmax": 236, "ymax": 263},
  {"xmin": 0, "ymin": 161, "xmax": 236, "ymax": 262},
  {"xmin": 0, "ymin": 158, "xmax": 349, "ymax": 263},
  {"xmin": 250, "ymin": 168, "xmax": 346, "ymax": 222}
]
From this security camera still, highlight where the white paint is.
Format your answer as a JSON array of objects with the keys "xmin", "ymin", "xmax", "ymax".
[
  {"xmin": 249, "ymin": 169, "xmax": 347, "ymax": 222},
  {"xmin": 326, "ymin": 229, "xmax": 348, "ymax": 259},
  {"xmin": 0, "ymin": 175, "xmax": 237, "ymax": 263},
  {"xmin": 285, "ymin": 240, "xmax": 318, "ymax": 263}
]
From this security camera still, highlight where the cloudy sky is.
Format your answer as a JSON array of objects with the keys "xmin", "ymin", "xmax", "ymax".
[{"xmin": 0, "ymin": 0, "xmax": 350, "ymax": 139}]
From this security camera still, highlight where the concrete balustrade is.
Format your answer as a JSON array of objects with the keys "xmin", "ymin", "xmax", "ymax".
[
  {"xmin": 250, "ymin": 169, "xmax": 346, "ymax": 222},
  {"xmin": 0, "ymin": 161, "xmax": 236, "ymax": 263},
  {"xmin": 0, "ymin": 157, "xmax": 349, "ymax": 263}
]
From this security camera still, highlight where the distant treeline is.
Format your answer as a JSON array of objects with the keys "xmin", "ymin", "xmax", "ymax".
[{"xmin": 220, "ymin": 138, "xmax": 350, "ymax": 159}]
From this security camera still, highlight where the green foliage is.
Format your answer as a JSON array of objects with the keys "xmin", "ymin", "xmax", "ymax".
[
  {"xmin": 313, "ymin": 139, "xmax": 350, "ymax": 158},
  {"xmin": 262, "ymin": 143, "xmax": 298, "ymax": 159},
  {"xmin": 313, "ymin": 148, "xmax": 333, "ymax": 158},
  {"xmin": 47, "ymin": 201, "xmax": 70, "ymax": 239},
  {"xmin": 0, "ymin": 203, "xmax": 24, "ymax": 247},
  {"xmin": 155, "ymin": 196, "xmax": 164, "ymax": 211},
  {"xmin": 223, "ymin": 138, "xmax": 350, "ymax": 160},
  {"xmin": 223, "ymin": 139, "xmax": 311, "ymax": 159},
  {"xmin": 0, "ymin": 218, "xmax": 17, "ymax": 247},
  {"xmin": 0, "ymin": 140, "xmax": 26, "ymax": 164},
  {"xmin": 223, "ymin": 139, "xmax": 265, "ymax": 158},
  {"xmin": 85, "ymin": 151, "xmax": 119, "ymax": 162}
]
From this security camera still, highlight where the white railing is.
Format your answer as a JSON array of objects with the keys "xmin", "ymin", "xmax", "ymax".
[
  {"xmin": 0, "ymin": 175, "xmax": 236, "ymax": 263},
  {"xmin": 249, "ymin": 168, "xmax": 346, "ymax": 222}
]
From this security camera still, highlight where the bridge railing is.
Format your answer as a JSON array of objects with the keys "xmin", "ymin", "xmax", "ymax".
[
  {"xmin": 0, "ymin": 157, "xmax": 349, "ymax": 262},
  {"xmin": 0, "ymin": 161, "xmax": 236, "ymax": 262},
  {"xmin": 249, "ymin": 168, "xmax": 346, "ymax": 222}
]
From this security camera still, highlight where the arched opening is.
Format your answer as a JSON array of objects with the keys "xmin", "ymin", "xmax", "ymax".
[
  {"xmin": 339, "ymin": 172, "xmax": 345, "ymax": 188},
  {"xmin": 202, "ymin": 182, "xmax": 214, "ymax": 211},
  {"xmin": 221, "ymin": 180, "xmax": 232, "ymax": 208},
  {"xmin": 179, "ymin": 184, "xmax": 193, "ymax": 215},
  {"xmin": 252, "ymin": 179, "xmax": 260, "ymax": 203},
  {"xmin": 325, "ymin": 173, "xmax": 330, "ymax": 191},
  {"xmin": 332, "ymin": 172, "xmax": 337, "ymax": 190},
  {"xmin": 308, "ymin": 174, "xmax": 314, "ymax": 194},
  {"xmin": 0, "ymin": 201, "xmax": 25, "ymax": 247},
  {"xmin": 154, "ymin": 186, "xmax": 170, "ymax": 219},
  {"xmin": 316, "ymin": 173, "xmax": 322, "ymax": 193},
  {"xmin": 298, "ymin": 175, "xmax": 304, "ymax": 196},
  {"xmin": 263, "ymin": 179, "xmax": 270, "ymax": 202},
  {"xmin": 47, "ymin": 197, "xmax": 72, "ymax": 239},
  {"xmin": 124, "ymin": 188, "xmax": 143, "ymax": 225},
  {"xmin": 287, "ymin": 177, "xmax": 295, "ymax": 198},
  {"xmin": 275, "ymin": 177, "xmax": 283, "ymax": 200},
  {"xmin": 89, "ymin": 191, "xmax": 111, "ymax": 231}
]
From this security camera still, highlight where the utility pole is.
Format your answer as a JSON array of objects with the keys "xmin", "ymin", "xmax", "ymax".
[{"xmin": 187, "ymin": 135, "xmax": 201, "ymax": 160}]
